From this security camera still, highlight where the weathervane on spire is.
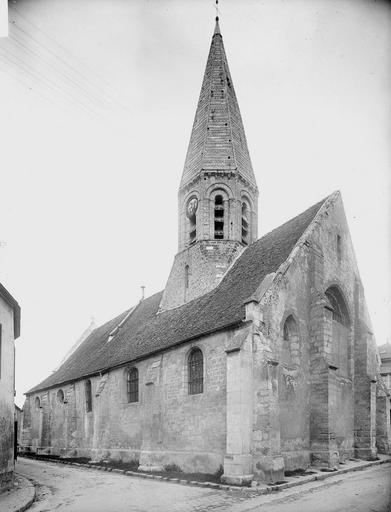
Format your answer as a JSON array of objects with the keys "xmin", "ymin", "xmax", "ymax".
[{"xmin": 214, "ymin": 0, "xmax": 220, "ymax": 21}]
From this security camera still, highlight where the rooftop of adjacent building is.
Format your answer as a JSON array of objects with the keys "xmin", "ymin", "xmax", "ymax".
[{"xmin": 379, "ymin": 342, "xmax": 391, "ymax": 362}]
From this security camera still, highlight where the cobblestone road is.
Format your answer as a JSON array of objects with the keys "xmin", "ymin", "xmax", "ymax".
[{"xmin": 16, "ymin": 458, "xmax": 391, "ymax": 512}]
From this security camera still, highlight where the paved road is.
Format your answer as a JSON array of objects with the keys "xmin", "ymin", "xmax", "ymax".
[{"xmin": 16, "ymin": 458, "xmax": 391, "ymax": 512}]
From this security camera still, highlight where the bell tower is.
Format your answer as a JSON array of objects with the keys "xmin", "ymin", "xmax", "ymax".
[{"xmin": 159, "ymin": 17, "xmax": 258, "ymax": 311}]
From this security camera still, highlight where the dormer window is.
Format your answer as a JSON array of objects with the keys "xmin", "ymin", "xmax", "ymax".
[{"xmin": 214, "ymin": 195, "xmax": 224, "ymax": 239}]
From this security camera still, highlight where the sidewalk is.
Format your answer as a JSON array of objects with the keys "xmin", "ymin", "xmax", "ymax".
[{"xmin": 0, "ymin": 474, "xmax": 35, "ymax": 512}]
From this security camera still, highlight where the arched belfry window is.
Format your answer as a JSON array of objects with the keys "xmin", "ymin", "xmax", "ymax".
[
  {"xmin": 325, "ymin": 287, "xmax": 350, "ymax": 374},
  {"xmin": 35, "ymin": 397, "xmax": 41, "ymax": 410},
  {"xmin": 241, "ymin": 201, "xmax": 249, "ymax": 245},
  {"xmin": 127, "ymin": 367, "xmax": 139, "ymax": 403},
  {"xmin": 85, "ymin": 379, "xmax": 92, "ymax": 412},
  {"xmin": 186, "ymin": 197, "xmax": 198, "ymax": 245},
  {"xmin": 188, "ymin": 348, "xmax": 203, "ymax": 395},
  {"xmin": 214, "ymin": 195, "xmax": 224, "ymax": 239}
]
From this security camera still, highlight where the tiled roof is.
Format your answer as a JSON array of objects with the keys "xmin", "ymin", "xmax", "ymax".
[
  {"xmin": 180, "ymin": 18, "xmax": 257, "ymax": 189},
  {"xmin": 27, "ymin": 196, "xmax": 328, "ymax": 394}
]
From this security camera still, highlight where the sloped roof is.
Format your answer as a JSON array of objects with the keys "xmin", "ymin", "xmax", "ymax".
[
  {"xmin": 27, "ymin": 196, "xmax": 328, "ymax": 395},
  {"xmin": 180, "ymin": 18, "xmax": 256, "ymax": 188}
]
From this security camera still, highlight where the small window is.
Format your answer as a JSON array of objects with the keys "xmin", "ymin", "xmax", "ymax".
[
  {"xmin": 185, "ymin": 264, "xmax": 189, "ymax": 289},
  {"xmin": 214, "ymin": 195, "xmax": 224, "ymax": 239},
  {"xmin": 57, "ymin": 389, "xmax": 65, "ymax": 404},
  {"xmin": 127, "ymin": 368, "xmax": 139, "ymax": 403},
  {"xmin": 85, "ymin": 379, "xmax": 92, "ymax": 412},
  {"xmin": 35, "ymin": 397, "xmax": 41, "ymax": 410},
  {"xmin": 188, "ymin": 348, "xmax": 203, "ymax": 395},
  {"xmin": 336, "ymin": 234, "xmax": 342, "ymax": 263},
  {"xmin": 281, "ymin": 315, "xmax": 299, "ymax": 366}
]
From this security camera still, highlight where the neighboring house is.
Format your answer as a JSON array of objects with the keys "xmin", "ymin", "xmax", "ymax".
[
  {"xmin": 379, "ymin": 343, "xmax": 391, "ymax": 394},
  {"xmin": 377, "ymin": 343, "xmax": 391, "ymax": 453},
  {"xmin": 22, "ymin": 18, "xmax": 387, "ymax": 485},
  {"xmin": 14, "ymin": 404, "xmax": 23, "ymax": 455},
  {"xmin": 0, "ymin": 283, "xmax": 21, "ymax": 491}
]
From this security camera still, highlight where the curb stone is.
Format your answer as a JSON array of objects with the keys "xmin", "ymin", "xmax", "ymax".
[
  {"xmin": 1, "ymin": 474, "xmax": 36, "ymax": 512},
  {"xmin": 19, "ymin": 455, "xmax": 391, "ymax": 494}
]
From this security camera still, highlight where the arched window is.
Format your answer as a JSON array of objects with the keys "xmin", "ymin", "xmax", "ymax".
[
  {"xmin": 184, "ymin": 264, "xmax": 189, "ymax": 289},
  {"xmin": 57, "ymin": 389, "xmax": 65, "ymax": 404},
  {"xmin": 35, "ymin": 397, "xmax": 41, "ymax": 410},
  {"xmin": 241, "ymin": 201, "xmax": 249, "ymax": 245},
  {"xmin": 188, "ymin": 348, "xmax": 203, "ymax": 395},
  {"xmin": 186, "ymin": 197, "xmax": 198, "ymax": 245},
  {"xmin": 214, "ymin": 195, "xmax": 224, "ymax": 239},
  {"xmin": 326, "ymin": 288, "xmax": 349, "ymax": 327},
  {"xmin": 325, "ymin": 287, "xmax": 350, "ymax": 374},
  {"xmin": 85, "ymin": 379, "xmax": 92, "ymax": 412},
  {"xmin": 127, "ymin": 368, "xmax": 139, "ymax": 403},
  {"xmin": 281, "ymin": 315, "xmax": 299, "ymax": 367}
]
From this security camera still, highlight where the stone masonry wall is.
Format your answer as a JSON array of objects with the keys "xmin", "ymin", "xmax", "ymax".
[{"xmin": 23, "ymin": 330, "xmax": 229, "ymax": 474}]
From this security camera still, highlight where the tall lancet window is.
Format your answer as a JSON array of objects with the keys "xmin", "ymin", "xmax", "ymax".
[
  {"xmin": 241, "ymin": 201, "xmax": 249, "ymax": 245},
  {"xmin": 214, "ymin": 195, "xmax": 224, "ymax": 239},
  {"xmin": 187, "ymin": 197, "xmax": 198, "ymax": 245}
]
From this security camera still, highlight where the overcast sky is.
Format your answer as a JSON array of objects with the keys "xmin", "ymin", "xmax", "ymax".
[{"xmin": 0, "ymin": 0, "xmax": 390, "ymax": 406}]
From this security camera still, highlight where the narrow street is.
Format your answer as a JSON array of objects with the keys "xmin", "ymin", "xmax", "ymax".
[{"xmin": 16, "ymin": 458, "xmax": 391, "ymax": 512}]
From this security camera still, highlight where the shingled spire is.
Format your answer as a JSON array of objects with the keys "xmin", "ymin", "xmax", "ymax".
[
  {"xmin": 180, "ymin": 17, "xmax": 257, "ymax": 189},
  {"xmin": 160, "ymin": 17, "xmax": 259, "ymax": 311}
]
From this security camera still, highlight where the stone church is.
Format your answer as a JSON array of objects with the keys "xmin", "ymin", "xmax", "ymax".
[{"xmin": 22, "ymin": 18, "xmax": 390, "ymax": 484}]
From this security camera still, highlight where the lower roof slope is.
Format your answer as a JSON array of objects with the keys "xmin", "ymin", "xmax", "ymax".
[{"xmin": 27, "ymin": 196, "xmax": 329, "ymax": 394}]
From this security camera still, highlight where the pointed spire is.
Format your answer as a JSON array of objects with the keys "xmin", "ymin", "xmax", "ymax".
[{"xmin": 180, "ymin": 18, "xmax": 257, "ymax": 189}]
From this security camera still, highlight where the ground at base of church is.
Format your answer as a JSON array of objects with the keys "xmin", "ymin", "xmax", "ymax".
[{"xmin": 14, "ymin": 457, "xmax": 391, "ymax": 512}]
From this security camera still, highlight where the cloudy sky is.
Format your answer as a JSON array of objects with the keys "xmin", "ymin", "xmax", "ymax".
[{"xmin": 0, "ymin": 0, "xmax": 390, "ymax": 406}]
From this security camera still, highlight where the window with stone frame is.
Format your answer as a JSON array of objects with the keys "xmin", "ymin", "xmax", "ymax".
[
  {"xmin": 127, "ymin": 367, "xmax": 139, "ymax": 403},
  {"xmin": 35, "ymin": 396, "xmax": 41, "ymax": 410},
  {"xmin": 85, "ymin": 379, "xmax": 93, "ymax": 412},
  {"xmin": 325, "ymin": 287, "xmax": 350, "ymax": 375},
  {"xmin": 188, "ymin": 347, "xmax": 203, "ymax": 395}
]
